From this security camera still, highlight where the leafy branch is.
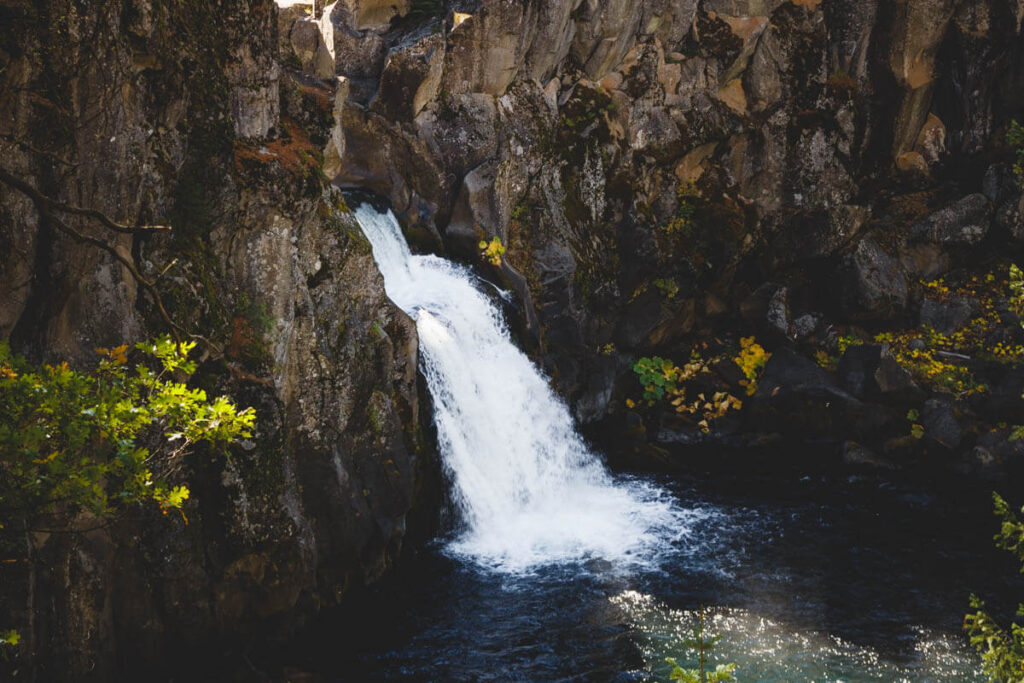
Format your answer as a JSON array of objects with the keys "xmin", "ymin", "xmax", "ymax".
[{"xmin": 965, "ymin": 493, "xmax": 1024, "ymax": 681}]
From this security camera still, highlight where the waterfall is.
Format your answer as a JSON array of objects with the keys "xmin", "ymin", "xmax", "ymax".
[{"xmin": 353, "ymin": 203, "xmax": 681, "ymax": 572}]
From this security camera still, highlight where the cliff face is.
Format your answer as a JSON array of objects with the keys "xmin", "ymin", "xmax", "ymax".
[
  {"xmin": 0, "ymin": 1, "xmax": 433, "ymax": 678},
  {"xmin": 292, "ymin": 0, "xmax": 1024, "ymax": 421}
]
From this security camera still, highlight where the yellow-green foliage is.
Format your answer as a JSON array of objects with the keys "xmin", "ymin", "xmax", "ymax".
[
  {"xmin": 965, "ymin": 493, "xmax": 1024, "ymax": 680},
  {"xmin": 874, "ymin": 329, "xmax": 982, "ymax": 395},
  {"xmin": 0, "ymin": 337, "xmax": 254, "ymax": 524},
  {"xmin": 653, "ymin": 278, "xmax": 680, "ymax": 299},
  {"xmin": 837, "ymin": 266, "xmax": 1024, "ymax": 394},
  {"xmin": 631, "ymin": 338, "xmax": 765, "ymax": 433},
  {"xmin": 816, "ymin": 334, "xmax": 864, "ymax": 370},
  {"xmin": 734, "ymin": 337, "xmax": 770, "ymax": 396},
  {"xmin": 478, "ymin": 236, "xmax": 506, "ymax": 266},
  {"xmin": 664, "ymin": 182, "xmax": 699, "ymax": 236}
]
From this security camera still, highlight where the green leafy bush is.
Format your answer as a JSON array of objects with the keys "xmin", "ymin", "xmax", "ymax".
[
  {"xmin": 965, "ymin": 493, "xmax": 1024, "ymax": 681},
  {"xmin": 0, "ymin": 337, "xmax": 254, "ymax": 525},
  {"xmin": 632, "ymin": 356, "xmax": 681, "ymax": 402}
]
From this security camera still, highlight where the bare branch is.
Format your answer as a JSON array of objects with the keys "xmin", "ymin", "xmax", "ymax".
[
  {"xmin": 0, "ymin": 134, "xmax": 79, "ymax": 169},
  {"xmin": 0, "ymin": 166, "xmax": 171, "ymax": 234}
]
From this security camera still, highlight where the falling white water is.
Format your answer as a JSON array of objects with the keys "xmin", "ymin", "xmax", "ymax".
[{"xmin": 353, "ymin": 203, "xmax": 681, "ymax": 571}]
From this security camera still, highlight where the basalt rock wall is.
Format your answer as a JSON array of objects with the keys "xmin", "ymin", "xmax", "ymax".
[
  {"xmin": 287, "ymin": 0, "xmax": 1024, "ymax": 424},
  {"xmin": 0, "ymin": 1, "xmax": 436, "ymax": 678}
]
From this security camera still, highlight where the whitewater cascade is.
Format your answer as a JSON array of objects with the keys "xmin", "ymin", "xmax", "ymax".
[{"xmin": 354, "ymin": 203, "xmax": 680, "ymax": 571}]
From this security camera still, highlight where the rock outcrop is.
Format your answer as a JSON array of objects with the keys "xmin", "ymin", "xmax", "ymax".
[
  {"xmin": 0, "ymin": 0, "xmax": 435, "ymax": 678},
  {"xmin": 276, "ymin": 0, "xmax": 1024, "ymax": 419}
]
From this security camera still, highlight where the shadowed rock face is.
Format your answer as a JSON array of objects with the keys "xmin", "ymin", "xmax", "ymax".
[
  {"xmin": 0, "ymin": 0, "xmax": 435, "ymax": 678},
  {"xmin": 286, "ymin": 0, "xmax": 1024, "ymax": 420}
]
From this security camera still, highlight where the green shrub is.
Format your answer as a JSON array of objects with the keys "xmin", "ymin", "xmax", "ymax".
[
  {"xmin": 965, "ymin": 493, "xmax": 1024, "ymax": 681},
  {"xmin": 0, "ymin": 336, "xmax": 254, "ymax": 525}
]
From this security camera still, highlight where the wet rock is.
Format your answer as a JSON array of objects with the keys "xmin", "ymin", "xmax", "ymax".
[
  {"xmin": 909, "ymin": 193, "xmax": 992, "ymax": 246},
  {"xmin": 842, "ymin": 440, "xmax": 898, "ymax": 470},
  {"xmin": 573, "ymin": 355, "xmax": 619, "ymax": 424}
]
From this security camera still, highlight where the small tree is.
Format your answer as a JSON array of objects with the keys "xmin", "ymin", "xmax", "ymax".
[
  {"xmin": 965, "ymin": 493, "xmax": 1024, "ymax": 681},
  {"xmin": 0, "ymin": 336, "xmax": 254, "ymax": 526},
  {"xmin": 666, "ymin": 606, "xmax": 737, "ymax": 683}
]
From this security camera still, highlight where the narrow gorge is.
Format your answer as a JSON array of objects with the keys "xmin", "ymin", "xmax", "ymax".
[{"xmin": 1, "ymin": 0, "xmax": 1023, "ymax": 679}]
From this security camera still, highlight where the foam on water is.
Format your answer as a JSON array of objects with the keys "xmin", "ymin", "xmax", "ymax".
[{"xmin": 354, "ymin": 203, "xmax": 682, "ymax": 572}]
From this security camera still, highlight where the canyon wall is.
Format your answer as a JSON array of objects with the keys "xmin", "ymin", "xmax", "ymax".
[{"xmin": 0, "ymin": 1, "xmax": 435, "ymax": 678}]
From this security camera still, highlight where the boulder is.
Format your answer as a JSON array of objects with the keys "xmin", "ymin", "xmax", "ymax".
[
  {"xmin": 372, "ymin": 32, "xmax": 444, "ymax": 122},
  {"xmin": 775, "ymin": 205, "xmax": 869, "ymax": 264},
  {"xmin": 842, "ymin": 440, "xmax": 898, "ymax": 470},
  {"xmin": 918, "ymin": 296, "xmax": 978, "ymax": 334},
  {"xmin": 909, "ymin": 193, "xmax": 992, "ymax": 246},
  {"xmin": 837, "ymin": 238, "xmax": 909, "ymax": 320},
  {"xmin": 920, "ymin": 398, "xmax": 962, "ymax": 449},
  {"xmin": 963, "ymin": 429, "xmax": 1024, "ymax": 479},
  {"xmin": 837, "ymin": 344, "xmax": 922, "ymax": 402},
  {"xmin": 899, "ymin": 242, "xmax": 950, "ymax": 280},
  {"xmin": 442, "ymin": 1, "xmax": 532, "ymax": 96},
  {"xmin": 748, "ymin": 348, "xmax": 892, "ymax": 440},
  {"xmin": 290, "ymin": 17, "xmax": 336, "ymax": 79}
]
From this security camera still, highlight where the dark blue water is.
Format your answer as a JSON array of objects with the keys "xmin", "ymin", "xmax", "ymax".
[{"xmin": 291, "ymin": 471, "xmax": 1017, "ymax": 681}]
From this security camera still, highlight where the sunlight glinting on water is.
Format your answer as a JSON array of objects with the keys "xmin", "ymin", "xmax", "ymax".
[{"xmin": 609, "ymin": 590, "xmax": 983, "ymax": 682}]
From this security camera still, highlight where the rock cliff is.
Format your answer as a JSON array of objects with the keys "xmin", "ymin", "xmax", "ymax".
[
  {"xmin": 0, "ymin": 1, "xmax": 434, "ymax": 678},
  {"xmin": 284, "ymin": 0, "xmax": 1024, "ymax": 422}
]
